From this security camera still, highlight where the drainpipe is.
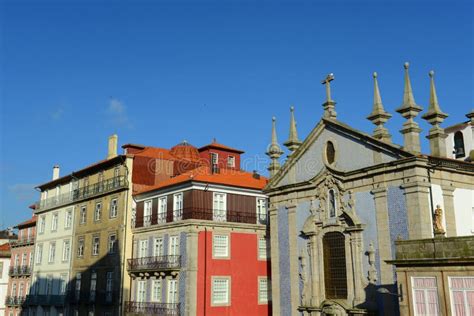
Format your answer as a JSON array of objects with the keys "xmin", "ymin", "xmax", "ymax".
[
  {"xmin": 119, "ymin": 157, "xmax": 131, "ymax": 315},
  {"xmin": 204, "ymin": 227, "xmax": 208, "ymax": 315}
]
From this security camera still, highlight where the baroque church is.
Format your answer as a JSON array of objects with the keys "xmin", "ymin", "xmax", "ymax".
[{"xmin": 264, "ymin": 63, "xmax": 474, "ymax": 315}]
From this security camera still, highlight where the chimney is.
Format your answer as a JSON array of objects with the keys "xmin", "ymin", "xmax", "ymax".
[
  {"xmin": 52, "ymin": 165, "xmax": 60, "ymax": 180},
  {"xmin": 252, "ymin": 170, "xmax": 261, "ymax": 179},
  {"xmin": 107, "ymin": 134, "xmax": 118, "ymax": 159}
]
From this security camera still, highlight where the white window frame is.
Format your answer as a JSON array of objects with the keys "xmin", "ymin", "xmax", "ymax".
[
  {"xmin": 77, "ymin": 237, "xmax": 85, "ymax": 258},
  {"xmin": 448, "ymin": 276, "xmax": 474, "ymax": 316},
  {"xmin": 51, "ymin": 212, "xmax": 58, "ymax": 231},
  {"xmin": 138, "ymin": 239, "xmax": 149, "ymax": 258},
  {"xmin": 210, "ymin": 152, "xmax": 219, "ymax": 165},
  {"xmin": 110, "ymin": 198, "xmax": 118, "ymax": 218},
  {"xmin": 158, "ymin": 197, "xmax": 167, "ymax": 224},
  {"xmin": 211, "ymin": 276, "xmax": 230, "ymax": 306},
  {"xmin": 108, "ymin": 234, "xmax": 117, "ymax": 254},
  {"xmin": 257, "ymin": 198, "xmax": 267, "ymax": 224},
  {"xmin": 169, "ymin": 235, "xmax": 180, "ymax": 256},
  {"xmin": 213, "ymin": 192, "xmax": 227, "ymax": 222},
  {"xmin": 92, "ymin": 236, "xmax": 100, "ymax": 256},
  {"xmin": 213, "ymin": 234, "xmax": 230, "ymax": 259},
  {"xmin": 137, "ymin": 280, "xmax": 146, "ymax": 303},
  {"xmin": 48, "ymin": 242, "xmax": 56, "ymax": 263},
  {"xmin": 258, "ymin": 236, "xmax": 269, "ymax": 260},
  {"xmin": 75, "ymin": 273, "xmax": 81, "ymax": 300},
  {"xmin": 94, "ymin": 202, "xmax": 102, "ymax": 221},
  {"xmin": 173, "ymin": 193, "xmax": 183, "ymax": 221},
  {"xmin": 167, "ymin": 279, "xmax": 178, "ymax": 304},
  {"xmin": 65, "ymin": 209, "xmax": 73, "ymax": 228},
  {"xmin": 90, "ymin": 271, "xmax": 97, "ymax": 302},
  {"xmin": 144, "ymin": 199, "xmax": 152, "ymax": 227},
  {"xmin": 80, "ymin": 206, "xmax": 87, "ymax": 224},
  {"xmin": 60, "ymin": 273, "xmax": 68, "ymax": 294},
  {"xmin": 411, "ymin": 276, "xmax": 440, "ymax": 316},
  {"xmin": 106, "ymin": 271, "xmax": 113, "ymax": 303},
  {"xmin": 258, "ymin": 277, "xmax": 271, "ymax": 304},
  {"xmin": 227, "ymin": 156, "xmax": 235, "ymax": 168},
  {"xmin": 62, "ymin": 239, "xmax": 71, "ymax": 262},
  {"xmin": 152, "ymin": 279, "xmax": 162, "ymax": 303},
  {"xmin": 36, "ymin": 244, "xmax": 43, "ymax": 264},
  {"xmin": 153, "ymin": 237, "xmax": 164, "ymax": 257},
  {"xmin": 39, "ymin": 215, "xmax": 45, "ymax": 234}
]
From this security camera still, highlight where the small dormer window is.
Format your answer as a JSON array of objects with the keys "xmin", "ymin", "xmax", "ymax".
[
  {"xmin": 328, "ymin": 189, "xmax": 336, "ymax": 218},
  {"xmin": 211, "ymin": 152, "xmax": 219, "ymax": 165},
  {"xmin": 454, "ymin": 131, "xmax": 465, "ymax": 158},
  {"xmin": 227, "ymin": 156, "xmax": 235, "ymax": 168},
  {"xmin": 326, "ymin": 141, "xmax": 335, "ymax": 165}
]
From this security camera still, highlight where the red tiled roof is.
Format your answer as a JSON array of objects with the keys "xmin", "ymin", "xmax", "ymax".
[
  {"xmin": 0, "ymin": 243, "xmax": 10, "ymax": 251},
  {"xmin": 134, "ymin": 166, "xmax": 267, "ymax": 195},
  {"xmin": 15, "ymin": 216, "xmax": 37, "ymax": 229},
  {"xmin": 133, "ymin": 147, "xmax": 177, "ymax": 161},
  {"xmin": 198, "ymin": 142, "xmax": 244, "ymax": 154}
]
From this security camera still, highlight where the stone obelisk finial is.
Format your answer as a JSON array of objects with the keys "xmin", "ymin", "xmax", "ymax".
[
  {"xmin": 396, "ymin": 62, "xmax": 423, "ymax": 153},
  {"xmin": 321, "ymin": 73, "xmax": 337, "ymax": 119},
  {"xmin": 284, "ymin": 106, "xmax": 302, "ymax": 155},
  {"xmin": 421, "ymin": 71, "xmax": 448, "ymax": 157},
  {"xmin": 367, "ymin": 72, "xmax": 392, "ymax": 142},
  {"xmin": 266, "ymin": 117, "xmax": 284, "ymax": 177}
]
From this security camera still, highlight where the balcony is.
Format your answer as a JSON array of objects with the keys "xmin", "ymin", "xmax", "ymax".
[
  {"xmin": 124, "ymin": 302, "xmax": 180, "ymax": 316},
  {"xmin": 35, "ymin": 176, "xmax": 128, "ymax": 211},
  {"xmin": 128, "ymin": 255, "xmax": 181, "ymax": 276},
  {"xmin": 10, "ymin": 237, "xmax": 35, "ymax": 247},
  {"xmin": 25, "ymin": 294, "xmax": 66, "ymax": 306},
  {"xmin": 133, "ymin": 207, "xmax": 261, "ymax": 228},
  {"xmin": 5, "ymin": 296, "xmax": 26, "ymax": 306},
  {"xmin": 9, "ymin": 265, "xmax": 32, "ymax": 276}
]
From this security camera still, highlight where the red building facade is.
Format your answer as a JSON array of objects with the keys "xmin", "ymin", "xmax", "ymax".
[{"xmin": 5, "ymin": 214, "xmax": 36, "ymax": 316}]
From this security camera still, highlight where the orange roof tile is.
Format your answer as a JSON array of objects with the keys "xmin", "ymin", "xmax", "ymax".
[
  {"xmin": 133, "ymin": 147, "xmax": 177, "ymax": 161},
  {"xmin": 15, "ymin": 216, "xmax": 37, "ymax": 228},
  {"xmin": 0, "ymin": 243, "xmax": 10, "ymax": 251},
  {"xmin": 134, "ymin": 166, "xmax": 267, "ymax": 195},
  {"xmin": 198, "ymin": 142, "xmax": 244, "ymax": 154}
]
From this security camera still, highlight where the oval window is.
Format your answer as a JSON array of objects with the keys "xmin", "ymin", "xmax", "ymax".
[{"xmin": 326, "ymin": 141, "xmax": 335, "ymax": 164}]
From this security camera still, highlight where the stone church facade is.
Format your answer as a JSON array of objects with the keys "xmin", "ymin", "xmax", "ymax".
[{"xmin": 264, "ymin": 65, "xmax": 474, "ymax": 315}]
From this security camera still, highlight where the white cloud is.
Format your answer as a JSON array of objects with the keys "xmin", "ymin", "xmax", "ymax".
[
  {"xmin": 107, "ymin": 98, "xmax": 133, "ymax": 128},
  {"xmin": 50, "ymin": 107, "xmax": 64, "ymax": 120}
]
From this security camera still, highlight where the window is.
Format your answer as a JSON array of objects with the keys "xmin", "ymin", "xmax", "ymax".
[
  {"xmin": 75, "ymin": 273, "xmax": 81, "ymax": 300},
  {"xmin": 326, "ymin": 141, "xmax": 336, "ymax": 164},
  {"xmin": 213, "ymin": 234, "xmax": 229, "ymax": 259},
  {"xmin": 62, "ymin": 240, "xmax": 71, "ymax": 262},
  {"xmin": 167, "ymin": 279, "xmax": 178, "ymax": 304},
  {"xmin": 257, "ymin": 198, "xmax": 267, "ymax": 224},
  {"xmin": 210, "ymin": 152, "xmax": 219, "ymax": 165},
  {"xmin": 11, "ymin": 282, "xmax": 17, "ymax": 296},
  {"xmin": 169, "ymin": 236, "xmax": 179, "ymax": 256},
  {"xmin": 173, "ymin": 193, "xmax": 183, "ymax": 221},
  {"xmin": 36, "ymin": 244, "xmax": 43, "ymax": 264},
  {"xmin": 213, "ymin": 192, "xmax": 227, "ymax": 222},
  {"xmin": 152, "ymin": 280, "xmax": 162, "ymax": 302},
  {"xmin": 77, "ymin": 238, "xmax": 85, "ymax": 258},
  {"xmin": 144, "ymin": 200, "xmax": 152, "ymax": 227},
  {"xmin": 39, "ymin": 216, "xmax": 46, "ymax": 233},
  {"xmin": 80, "ymin": 206, "xmax": 87, "ymax": 224},
  {"xmin": 51, "ymin": 213, "xmax": 58, "ymax": 231},
  {"xmin": 106, "ymin": 272, "xmax": 113, "ymax": 303},
  {"xmin": 328, "ymin": 189, "xmax": 336, "ymax": 218},
  {"xmin": 108, "ymin": 234, "xmax": 117, "ymax": 254},
  {"xmin": 158, "ymin": 197, "xmax": 167, "ymax": 224},
  {"xmin": 29, "ymin": 253, "xmax": 33, "ymax": 267},
  {"xmin": 227, "ymin": 156, "xmax": 235, "ymax": 168},
  {"xmin": 14, "ymin": 254, "xmax": 20, "ymax": 268},
  {"xmin": 153, "ymin": 237, "xmax": 164, "ymax": 257},
  {"xmin": 110, "ymin": 198, "xmax": 118, "ymax": 218},
  {"xmin": 323, "ymin": 232, "xmax": 347, "ymax": 299},
  {"xmin": 212, "ymin": 277, "xmax": 230, "ymax": 305},
  {"xmin": 258, "ymin": 237, "xmax": 269, "ymax": 260},
  {"xmin": 19, "ymin": 282, "xmax": 24, "ymax": 297},
  {"xmin": 412, "ymin": 277, "xmax": 440, "ymax": 316},
  {"xmin": 138, "ymin": 239, "xmax": 148, "ymax": 258},
  {"xmin": 92, "ymin": 236, "xmax": 100, "ymax": 256},
  {"xmin": 90, "ymin": 271, "xmax": 97, "ymax": 302},
  {"xmin": 60, "ymin": 273, "xmax": 68, "ymax": 294},
  {"xmin": 65, "ymin": 209, "xmax": 72, "ymax": 228},
  {"xmin": 46, "ymin": 275, "xmax": 53, "ymax": 295},
  {"xmin": 258, "ymin": 278, "xmax": 271, "ymax": 303},
  {"xmin": 454, "ymin": 131, "xmax": 465, "ymax": 158},
  {"xmin": 94, "ymin": 202, "xmax": 102, "ymax": 221},
  {"xmin": 137, "ymin": 281, "xmax": 146, "ymax": 302},
  {"xmin": 449, "ymin": 277, "xmax": 474, "ymax": 316},
  {"xmin": 22, "ymin": 253, "xmax": 28, "ymax": 266},
  {"xmin": 48, "ymin": 242, "xmax": 56, "ymax": 263}
]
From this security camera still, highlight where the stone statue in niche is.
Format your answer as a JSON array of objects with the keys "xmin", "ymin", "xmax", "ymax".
[
  {"xmin": 328, "ymin": 189, "xmax": 336, "ymax": 218},
  {"xmin": 367, "ymin": 241, "xmax": 378, "ymax": 284},
  {"xmin": 433, "ymin": 205, "xmax": 445, "ymax": 235},
  {"xmin": 298, "ymin": 248, "xmax": 310, "ymax": 306}
]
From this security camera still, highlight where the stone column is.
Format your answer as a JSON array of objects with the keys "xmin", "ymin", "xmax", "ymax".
[
  {"xmin": 441, "ymin": 185, "xmax": 457, "ymax": 236},
  {"xmin": 269, "ymin": 206, "xmax": 281, "ymax": 314},
  {"xmin": 308, "ymin": 234, "xmax": 320, "ymax": 306},
  {"xmin": 350, "ymin": 231, "xmax": 365, "ymax": 306},
  {"xmin": 186, "ymin": 228, "xmax": 199, "ymax": 315},
  {"xmin": 287, "ymin": 204, "xmax": 301, "ymax": 315},
  {"xmin": 371, "ymin": 187, "xmax": 394, "ymax": 284},
  {"xmin": 402, "ymin": 181, "xmax": 432, "ymax": 239}
]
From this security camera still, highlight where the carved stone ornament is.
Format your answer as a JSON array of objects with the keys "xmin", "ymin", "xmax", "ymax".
[
  {"xmin": 433, "ymin": 204, "xmax": 445, "ymax": 235},
  {"xmin": 298, "ymin": 248, "xmax": 310, "ymax": 306},
  {"xmin": 367, "ymin": 241, "xmax": 378, "ymax": 285}
]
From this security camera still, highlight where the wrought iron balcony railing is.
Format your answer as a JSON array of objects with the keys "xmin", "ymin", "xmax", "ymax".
[
  {"xmin": 9, "ymin": 265, "xmax": 32, "ymax": 276},
  {"xmin": 24, "ymin": 294, "xmax": 66, "ymax": 306},
  {"xmin": 10, "ymin": 236, "xmax": 35, "ymax": 247},
  {"xmin": 5, "ymin": 296, "xmax": 26, "ymax": 306},
  {"xmin": 127, "ymin": 255, "xmax": 181, "ymax": 272},
  {"xmin": 124, "ymin": 301, "xmax": 180, "ymax": 315},
  {"xmin": 133, "ymin": 207, "xmax": 263, "ymax": 228},
  {"xmin": 35, "ymin": 176, "xmax": 128, "ymax": 211}
]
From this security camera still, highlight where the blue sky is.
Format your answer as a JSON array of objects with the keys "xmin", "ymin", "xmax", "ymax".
[{"xmin": 0, "ymin": 0, "xmax": 472, "ymax": 228}]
